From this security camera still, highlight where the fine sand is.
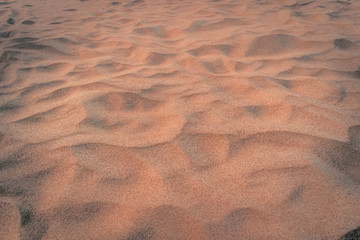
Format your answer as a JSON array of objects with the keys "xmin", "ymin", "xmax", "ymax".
[{"xmin": 1, "ymin": 0, "xmax": 360, "ymax": 239}]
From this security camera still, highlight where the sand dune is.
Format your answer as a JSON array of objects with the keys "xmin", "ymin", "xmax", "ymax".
[{"xmin": 1, "ymin": 0, "xmax": 360, "ymax": 239}]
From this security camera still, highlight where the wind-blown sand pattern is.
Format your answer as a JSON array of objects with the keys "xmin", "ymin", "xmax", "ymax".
[{"xmin": 0, "ymin": 0, "xmax": 360, "ymax": 239}]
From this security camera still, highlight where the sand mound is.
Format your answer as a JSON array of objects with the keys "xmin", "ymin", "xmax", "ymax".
[
  {"xmin": 0, "ymin": 201, "xmax": 20, "ymax": 240},
  {"xmin": 126, "ymin": 205, "xmax": 207, "ymax": 240},
  {"xmin": 245, "ymin": 34, "xmax": 301, "ymax": 56}
]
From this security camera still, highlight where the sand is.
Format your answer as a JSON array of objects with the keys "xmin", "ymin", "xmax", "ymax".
[{"xmin": 0, "ymin": 0, "xmax": 360, "ymax": 239}]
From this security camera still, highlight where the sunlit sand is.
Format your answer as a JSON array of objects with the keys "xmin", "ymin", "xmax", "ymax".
[{"xmin": 0, "ymin": 0, "xmax": 360, "ymax": 239}]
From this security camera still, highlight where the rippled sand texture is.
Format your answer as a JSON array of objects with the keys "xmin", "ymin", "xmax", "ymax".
[{"xmin": 1, "ymin": 0, "xmax": 360, "ymax": 239}]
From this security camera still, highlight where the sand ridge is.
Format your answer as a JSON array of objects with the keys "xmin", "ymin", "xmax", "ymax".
[{"xmin": 0, "ymin": 0, "xmax": 360, "ymax": 239}]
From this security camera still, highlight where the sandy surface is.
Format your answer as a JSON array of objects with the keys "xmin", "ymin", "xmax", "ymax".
[{"xmin": 0, "ymin": 0, "xmax": 360, "ymax": 239}]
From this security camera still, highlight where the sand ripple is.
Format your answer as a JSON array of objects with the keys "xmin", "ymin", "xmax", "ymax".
[{"xmin": 0, "ymin": 0, "xmax": 360, "ymax": 239}]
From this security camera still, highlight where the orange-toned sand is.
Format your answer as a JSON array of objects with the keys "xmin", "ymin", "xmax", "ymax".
[{"xmin": 0, "ymin": 0, "xmax": 360, "ymax": 239}]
